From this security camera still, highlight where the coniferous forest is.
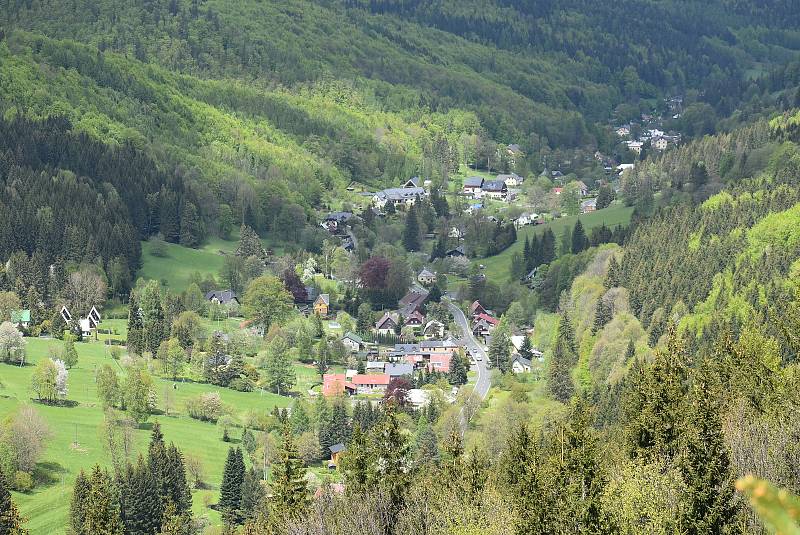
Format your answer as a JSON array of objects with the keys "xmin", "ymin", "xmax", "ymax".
[{"xmin": 1, "ymin": 1, "xmax": 800, "ymax": 534}]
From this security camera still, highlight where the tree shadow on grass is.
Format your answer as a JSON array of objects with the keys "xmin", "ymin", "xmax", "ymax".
[{"xmin": 33, "ymin": 461, "xmax": 67, "ymax": 488}]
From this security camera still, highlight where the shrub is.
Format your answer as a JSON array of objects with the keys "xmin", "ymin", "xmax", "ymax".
[
  {"xmin": 14, "ymin": 470, "xmax": 34, "ymax": 492},
  {"xmin": 185, "ymin": 392, "xmax": 230, "ymax": 422}
]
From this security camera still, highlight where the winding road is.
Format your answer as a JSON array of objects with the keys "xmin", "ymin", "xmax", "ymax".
[{"xmin": 446, "ymin": 297, "xmax": 491, "ymax": 434}]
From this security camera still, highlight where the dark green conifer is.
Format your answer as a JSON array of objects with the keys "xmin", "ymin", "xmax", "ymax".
[
  {"xmin": 0, "ymin": 469, "xmax": 28, "ymax": 535},
  {"xmin": 69, "ymin": 470, "xmax": 90, "ymax": 535}
]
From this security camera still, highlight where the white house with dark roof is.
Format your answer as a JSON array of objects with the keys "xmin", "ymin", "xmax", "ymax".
[
  {"xmin": 462, "ymin": 176, "xmax": 484, "ymax": 196},
  {"xmin": 498, "ymin": 173, "xmax": 523, "ymax": 187},
  {"xmin": 417, "ymin": 268, "xmax": 437, "ymax": 286},
  {"xmin": 480, "ymin": 179, "xmax": 508, "ymax": 200},
  {"xmin": 341, "ymin": 332, "xmax": 364, "ymax": 353},
  {"xmin": 205, "ymin": 290, "xmax": 239, "ymax": 306}
]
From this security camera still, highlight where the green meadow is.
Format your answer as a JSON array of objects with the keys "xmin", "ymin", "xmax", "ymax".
[
  {"xmin": 1, "ymin": 337, "xmax": 292, "ymax": 534},
  {"xmin": 478, "ymin": 204, "xmax": 634, "ymax": 281}
]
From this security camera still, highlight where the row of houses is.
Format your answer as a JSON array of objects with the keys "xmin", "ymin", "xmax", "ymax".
[{"xmin": 322, "ymin": 338, "xmax": 460, "ymax": 397}]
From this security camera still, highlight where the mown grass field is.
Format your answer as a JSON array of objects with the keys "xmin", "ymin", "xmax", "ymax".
[
  {"xmin": 138, "ymin": 237, "xmax": 236, "ymax": 292},
  {"xmin": 1, "ymin": 337, "xmax": 292, "ymax": 534},
  {"xmin": 479, "ymin": 204, "xmax": 634, "ymax": 281}
]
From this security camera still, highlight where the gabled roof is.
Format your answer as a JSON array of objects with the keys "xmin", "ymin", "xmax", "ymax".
[
  {"xmin": 10, "ymin": 310, "xmax": 31, "ymax": 323},
  {"xmin": 475, "ymin": 313, "xmax": 499, "ymax": 326},
  {"xmin": 375, "ymin": 187, "xmax": 426, "ymax": 202},
  {"xmin": 497, "ymin": 173, "xmax": 522, "ymax": 183},
  {"xmin": 418, "ymin": 268, "xmax": 436, "ymax": 279},
  {"xmin": 330, "ymin": 443, "xmax": 346, "ymax": 454},
  {"xmin": 463, "ymin": 176, "xmax": 485, "ymax": 188},
  {"xmin": 315, "ymin": 293, "xmax": 330, "ymax": 306},
  {"xmin": 351, "ymin": 374, "xmax": 391, "ymax": 386},
  {"xmin": 481, "ymin": 180, "xmax": 507, "ymax": 192},
  {"xmin": 403, "ymin": 176, "xmax": 422, "ymax": 188},
  {"xmin": 342, "ymin": 331, "xmax": 364, "ymax": 344},
  {"xmin": 507, "ymin": 143, "xmax": 523, "ymax": 153},
  {"xmin": 375, "ymin": 312, "xmax": 399, "ymax": 330},
  {"xmin": 513, "ymin": 355, "xmax": 532, "ymax": 367},
  {"xmin": 205, "ymin": 289, "xmax": 239, "ymax": 305},
  {"xmin": 405, "ymin": 310, "xmax": 425, "ymax": 324},
  {"xmin": 446, "ymin": 245, "xmax": 466, "ymax": 257},
  {"xmin": 469, "ymin": 301, "xmax": 486, "ymax": 315},
  {"xmin": 324, "ymin": 211, "xmax": 355, "ymax": 223}
]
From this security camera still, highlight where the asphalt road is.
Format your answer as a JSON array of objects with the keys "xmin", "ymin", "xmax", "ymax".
[{"xmin": 446, "ymin": 298, "xmax": 491, "ymax": 433}]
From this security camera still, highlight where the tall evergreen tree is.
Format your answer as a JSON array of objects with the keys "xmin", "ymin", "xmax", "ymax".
[
  {"xmin": 239, "ymin": 468, "xmax": 265, "ymax": 522},
  {"xmin": 367, "ymin": 409, "xmax": 411, "ymax": 530},
  {"xmin": 339, "ymin": 424, "xmax": 371, "ymax": 494},
  {"xmin": 0, "ymin": 470, "xmax": 28, "ymax": 535},
  {"xmin": 488, "ymin": 328, "xmax": 512, "ymax": 372},
  {"xmin": 547, "ymin": 340, "xmax": 575, "ymax": 403},
  {"xmin": 70, "ymin": 470, "xmax": 90, "ymax": 535},
  {"xmin": 84, "ymin": 466, "xmax": 124, "ymax": 535},
  {"xmin": 402, "ymin": 205, "xmax": 421, "ymax": 251},
  {"xmin": 540, "ymin": 229, "xmax": 556, "ymax": 264},
  {"xmin": 163, "ymin": 444, "xmax": 193, "ymax": 518},
  {"xmin": 127, "ymin": 292, "xmax": 144, "ymax": 355},
  {"xmin": 519, "ymin": 335, "xmax": 534, "ymax": 362},
  {"xmin": 593, "ymin": 297, "xmax": 613, "ymax": 334},
  {"xmin": 448, "ymin": 351, "xmax": 468, "ymax": 385},
  {"xmin": 119, "ymin": 456, "xmax": 161, "ymax": 535},
  {"xmin": 269, "ymin": 427, "xmax": 308, "ymax": 521},
  {"xmin": 413, "ymin": 413, "xmax": 439, "ymax": 464},
  {"xmin": 571, "ymin": 220, "xmax": 589, "ymax": 254},
  {"xmin": 605, "ymin": 255, "xmax": 622, "ymax": 288},
  {"xmin": 498, "ymin": 424, "xmax": 550, "ymax": 533},
  {"xmin": 219, "ymin": 447, "xmax": 246, "ymax": 524}
]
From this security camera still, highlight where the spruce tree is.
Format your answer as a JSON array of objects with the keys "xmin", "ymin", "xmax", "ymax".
[
  {"xmin": 547, "ymin": 340, "xmax": 575, "ymax": 403},
  {"xmin": 219, "ymin": 447, "xmax": 245, "ymax": 522},
  {"xmin": 679, "ymin": 363, "xmax": 738, "ymax": 534},
  {"xmin": 592, "ymin": 297, "xmax": 613, "ymax": 334},
  {"xmin": 0, "ymin": 470, "xmax": 28, "ymax": 535},
  {"xmin": 402, "ymin": 205, "xmax": 421, "ymax": 251},
  {"xmin": 119, "ymin": 456, "xmax": 161, "ymax": 535},
  {"xmin": 413, "ymin": 414, "xmax": 439, "ymax": 464},
  {"xmin": 239, "ymin": 468, "xmax": 265, "ymax": 522},
  {"xmin": 448, "ymin": 351, "xmax": 468, "ymax": 385},
  {"xmin": 367, "ymin": 409, "xmax": 411, "ymax": 527},
  {"xmin": 270, "ymin": 427, "xmax": 308, "ymax": 520},
  {"xmin": 571, "ymin": 220, "xmax": 589, "ymax": 254},
  {"xmin": 147, "ymin": 422, "xmax": 168, "ymax": 526},
  {"xmin": 339, "ymin": 424, "xmax": 370, "ymax": 494},
  {"xmin": 84, "ymin": 466, "xmax": 124, "ymax": 535},
  {"xmin": 488, "ymin": 329, "xmax": 512, "ymax": 372},
  {"xmin": 163, "ymin": 444, "xmax": 192, "ymax": 517},
  {"xmin": 541, "ymin": 229, "xmax": 556, "ymax": 264},
  {"xmin": 519, "ymin": 335, "xmax": 534, "ymax": 361},
  {"xmin": 605, "ymin": 255, "xmax": 622, "ymax": 288},
  {"xmin": 70, "ymin": 470, "xmax": 90, "ymax": 535},
  {"xmin": 127, "ymin": 292, "xmax": 144, "ymax": 355},
  {"xmin": 498, "ymin": 424, "xmax": 550, "ymax": 533}
]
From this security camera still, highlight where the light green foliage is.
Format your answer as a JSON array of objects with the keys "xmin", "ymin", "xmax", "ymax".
[
  {"xmin": 737, "ymin": 476, "xmax": 800, "ymax": 535},
  {"xmin": 745, "ymin": 202, "xmax": 800, "ymax": 259}
]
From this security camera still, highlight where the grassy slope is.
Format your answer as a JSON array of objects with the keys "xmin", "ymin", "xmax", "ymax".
[
  {"xmin": 138, "ymin": 237, "xmax": 235, "ymax": 292},
  {"xmin": 479, "ymin": 204, "xmax": 635, "ymax": 281},
  {"xmin": 1, "ymin": 338, "xmax": 291, "ymax": 534}
]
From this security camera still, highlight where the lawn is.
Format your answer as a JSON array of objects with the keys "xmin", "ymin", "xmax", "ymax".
[
  {"xmin": 138, "ymin": 236, "xmax": 236, "ymax": 292},
  {"xmin": 479, "ymin": 204, "xmax": 634, "ymax": 281},
  {"xmin": 1, "ymin": 336, "xmax": 293, "ymax": 534}
]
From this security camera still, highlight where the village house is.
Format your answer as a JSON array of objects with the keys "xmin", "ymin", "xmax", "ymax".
[
  {"xmin": 352, "ymin": 374, "xmax": 390, "ymax": 394},
  {"xmin": 403, "ymin": 176, "xmax": 422, "ymax": 188},
  {"xmin": 446, "ymin": 245, "xmax": 466, "ymax": 258},
  {"xmin": 372, "ymin": 187, "xmax": 426, "ymax": 209},
  {"xmin": 398, "ymin": 289, "xmax": 428, "ymax": 317},
  {"xmin": 385, "ymin": 363, "xmax": 414, "ymax": 379},
  {"xmin": 615, "ymin": 126, "xmax": 631, "ymax": 137},
  {"xmin": 322, "ymin": 374, "xmax": 355, "ymax": 397},
  {"xmin": 511, "ymin": 355, "xmax": 532, "ymax": 374},
  {"xmin": 514, "ymin": 213, "xmax": 538, "ymax": 228},
  {"xmin": 341, "ymin": 332, "xmax": 364, "ymax": 353},
  {"xmin": 422, "ymin": 320, "xmax": 445, "ymax": 339},
  {"xmin": 79, "ymin": 315, "xmax": 99, "ymax": 338},
  {"xmin": 448, "ymin": 227, "xmax": 464, "ymax": 240},
  {"xmin": 652, "ymin": 136, "xmax": 669, "ymax": 151},
  {"xmin": 321, "ymin": 211, "xmax": 356, "ymax": 233},
  {"xmin": 462, "ymin": 176, "xmax": 484, "ymax": 196},
  {"xmin": 552, "ymin": 187, "xmax": 563, "ymax": 195},
  {"xmin": 498, "ymin": 173, "xmax": 523, "ymax": 187},
  {"xmin": 626, "ymin": 140, "xmax": 643, "ymax": 155},
  {"xmin": 375, "ymin": 312, "xmax": 400, "ymax": 335},
  {"xmin": 329, "ymin": 443, "xmax": 346, "ymax": 469},
  {"xmin": 205, "ymin": 290, "xmax": 240, "ymax": 307},
  {"xmin": 581, "ymin": 198, "xmax": 597, "ymax": 213},
  {"xmin": 480, "ymin": 179, "xmax": 508, "ymax": 200},
  {"xmin": 366, "ymin": 361, "xmax": 387, "ymax": 373},
  {"xmin": 417, "ymin": 268, "xmax": 437, "ymax": 286},
  {"xmin": 464, "ymin": 202, "xmax": 483, "ymax": 215},
  {"xmin": 10, "ymin": 310, "xmax": 30, "ymax": 330},
  {"xmin": 313, "ymin": 293, "xmax": 330, "ymax": 316},
  {"xmin": 469, "ymin": 301, "xmax": 487, "ymax": 317},
  {"xmin": 576, "ymin": 181, "xmax": 589, "ymax": 196},
  {"xmin": 404, "ymin": 310, "xmax": 425, "ymax": 329}
]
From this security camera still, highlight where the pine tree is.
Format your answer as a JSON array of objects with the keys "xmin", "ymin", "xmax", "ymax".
[
  {"xmin": 547, "ymin": 340, "xmax": 575, "ymax": 403},
  {"xmin": 592, "ymin": 297, "xmax": 613, "ymax": 334},
  {"xmin": 623, "ymin": 328, "xmax": 689, "ymax": 464},
  {"xmin": 237, "ymin": 224, "xmax": 265, "ymax": 260},
  {"xmin": 519, "ymin": 335, "xmax": 534, "ymax": 361},
  {"xmin": 339, "ymin": 424, "xmax": 370, "ymax": 494},
  {"xmin": 571, "ymin": 220, "xmax": 589, "ymax": 254},
  {"xmin": 541, "ymin": 229, "xmax": 556, "ymax": 264},
  {"xmin": 119, "ymin": 456, "xmax": 161, "ymax": 535},
  {"xmin": 70, "ymin": 470, "xmax": 90, "ymax": 535},
  {"xmin": 240, "ymin": 468, "xmax": 265, "ymax": 522},
  {"xmin": 488, "ymin": 329, "xmax": 512, "ymax": 372},
  {"xmin": 0, "ymin": 470, "xmax": 28, "ymax": 535},
  {"xmin": 127, "ymin": 292, "xmax": 144, "ymax": 355},
  {"xmin": 289, "ymin": 400, "xmax": 311, "ymax": 436},
  {"xmin": 523, "ymin": 236, "xmax": 531, "ymax": 268},
  {"xmin": 498, "ymin": 424, "xmax": 550, "ymax": 533},
  {"xmin": 147, "ymin": 422, "xmax": 168, "ymax": 526},
  {"xmin": 179, "ymin": 202, "xmax": 201, "ymax": 247},
  {"xmin": 679, "ymin": 363, "xmax": 738, "ymax": 534},
  {"xmin": 402, "ymin": 205, "xmax": 421, "ymax": 251},
  {"xmin": 163, "ymin": 444, "xmax": 193, "ymax": 517},
  {"xmin": 219, "ymin": 447, "xmax": 245, "ymax": 523},
  {"xmin": 605, "ymin": 256, "xmax": 622, "ymax": 288},
  {"xmin": 413, "ymin": 414, "xmax": 439, "ymax": 464},
  {"xmin": 84, "ymin": 466, "xmax": 124, "ymax": 535},
  {"xmin": 448, "ymin": 350, "xmax": 468, "ymax": 385},
  {"xmin": 367, "ymin": 409, "xmax": 411, "ymax": 527},
  {"xmin": 270, "ymin": 427, "xmax": 308, "ymax": 520}
]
